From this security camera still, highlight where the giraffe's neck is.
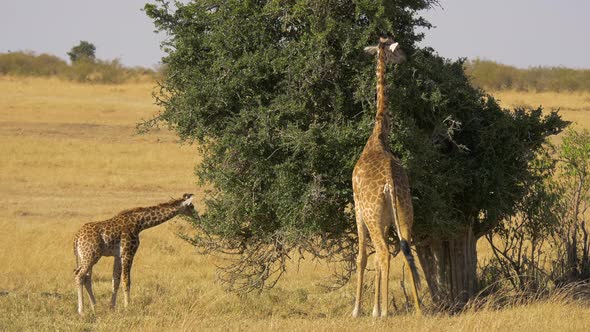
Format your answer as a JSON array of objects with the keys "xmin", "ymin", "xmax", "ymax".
[
  {"xmin": 136, "ymin": 205, "xmax": 179, "ymax": 232},
  {"xmin": 369, "ymin": 44, "xmax": 390, "ymax": 147}
]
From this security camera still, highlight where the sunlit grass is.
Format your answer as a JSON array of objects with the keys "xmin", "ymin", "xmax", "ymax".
[{"xmin": 491, "ymin": 90, "xmax": 590, "ymax": 130}]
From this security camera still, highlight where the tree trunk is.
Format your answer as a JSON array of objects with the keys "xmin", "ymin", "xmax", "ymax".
[{"xmin": 416, "ymin": 225, "xmax": 478, "ymax": 311}]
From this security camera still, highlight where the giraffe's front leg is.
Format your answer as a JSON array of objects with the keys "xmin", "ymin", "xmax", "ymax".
[
  {"xmin": 121, "ymin": 254, "xmax": 134, "ymax": 308},
  {"xmin": 121, "ymin": 235, "xmax": 138, "ymax": 308},
  {"xmin": 110, "ymin": 256, "xmax": 122, "ymax": 310}
]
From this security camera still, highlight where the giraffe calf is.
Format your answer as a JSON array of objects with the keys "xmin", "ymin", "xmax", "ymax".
[{"xmin": 73, "ymin": 193, "xmax": 196, "ymax": 315}]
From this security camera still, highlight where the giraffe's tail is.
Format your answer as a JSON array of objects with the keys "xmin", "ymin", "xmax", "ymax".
[
  {"xmin": 385, "ymin": 183, "xmax": 421, "ymax": 291},
  {"xmin": 399, "ymin": 239, "xmax": 421, "ymax": 291},
  {"xmin": 73, "ymin": 238, "xmax": 80, "ymax": 274}
]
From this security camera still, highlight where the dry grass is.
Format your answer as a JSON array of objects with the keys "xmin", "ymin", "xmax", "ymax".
[
  {"xmin": 1, "ymin": 76, "xmax": 590, "ymax": 331},
  {"xmin": 491, "ymin": 90, "xmax": 590, "ymax": 130}
]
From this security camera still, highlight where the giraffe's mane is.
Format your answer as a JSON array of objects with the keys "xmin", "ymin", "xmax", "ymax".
[{"xmin": 115, "ymin": 198, "xmax": 183, "ymax": 217}]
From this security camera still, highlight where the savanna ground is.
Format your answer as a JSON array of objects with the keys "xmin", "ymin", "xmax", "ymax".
[{"xmin": 1, "ymin": 76, "xmax": 590, "ymax": 331}]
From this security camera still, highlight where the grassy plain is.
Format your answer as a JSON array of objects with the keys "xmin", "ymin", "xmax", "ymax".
[
  {"xmin": 491, "ymin": 90, "xmax": 590, "ymax": 130},
  {"xmin": 1, "ymin": 77, "xmax": 590, "ymax": 331}
]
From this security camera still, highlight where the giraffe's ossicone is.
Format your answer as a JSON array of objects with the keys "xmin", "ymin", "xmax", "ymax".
[{"xmin": 73, "ymin": 193, "xmax": 196, "ymax": 315}]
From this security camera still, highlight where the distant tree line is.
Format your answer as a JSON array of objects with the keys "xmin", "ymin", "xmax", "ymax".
[
  {"xmin": 2, "ymin": 47, "xmax": 589, "ymax": 92},
  {"xmin": 465, "ymin": 59, "xmax": 590, "ymax": 92},
  {"xmin": 67, "ymin": 40, "xmax": 97, "ymax": 63},
  {"xmin": 0, "ymin": 42, "xmax": 157, "ymax": 84}
]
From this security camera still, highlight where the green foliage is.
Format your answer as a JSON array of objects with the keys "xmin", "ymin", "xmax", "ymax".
[
  {"xmin": 390, "ymin": 54, "xmax": 567, "ymax": 239},
  {"xmin": 67, "ymin": 41, "xmax": 96, "ymax": 63},
  {"xmin": 482, "ymin": 150, "xmax": 562, "ymax": 293},
  {"xmin": 560, "ymin": 129, "xmax": 590, "ymax": 180},
  {"xmin": 144, "ymin": 0, "xmax": 567, "ymax": 290},
  {"xmin": 465, "ymin": 59, "xmax": 590, "ymax": 92},
  {"xmin": 0, "ymin": 51, "xmax": 155, "ymax": 84},
  {"xmin": 552, "ymin": 128, "xmax": 590, "ymax": 281},
  {"xmin": 481, "ymin": 129, "xmax": 590, "ymax": 294}
]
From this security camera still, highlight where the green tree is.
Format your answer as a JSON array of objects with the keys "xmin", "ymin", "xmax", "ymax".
[
  {"xmin": 481, "ymin": 129, "xmax": 590, "ymax": 295},
  {"xmin": 144, "ymin": 0, "xmax": 567, "ymax": 308},
  {"xmin": 482, "ymin": 150, "xmax": 562, "ymax": 293},
  {"xmin": 67, "ymin": 41, "xmax": 96, "ymax": 63},
  {"xmin": 552, "ymin": 129, "xmax": 590, "ymax": 282}
]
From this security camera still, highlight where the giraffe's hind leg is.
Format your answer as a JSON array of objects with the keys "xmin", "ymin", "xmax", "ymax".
[
  {"xmin": 75, "ymin": 265, "xmax": 91, "ymax": 315},
  {"xmin": 352, "ymin": 209, "xmax": 368, "ymax": 318},
  {"xmin": 372, "ymin": 255, "xmax": 381, "ymax": 317},
  {"xmin": 75, "ymin": 250, "xmax": 99, "ymax": 315},
  {"xmin": 379, "ymin": 246, "xmax": 391, "ymax": 317},
  {"xmin": 83, "ymin": 269, "xmax": 96, "ymax": 312},
  {"xmin": 369, "ymin": 217, "xmax": 391, "ymax": 318}
]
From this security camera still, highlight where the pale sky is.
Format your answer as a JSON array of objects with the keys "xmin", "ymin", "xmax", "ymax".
[
  {"xmin": 1, "ymin": 0, "xmax": 588, "ymax": 69},
  {"xmin": 421, "ymin": 0, "xmax": 590, "ymax": 68}
]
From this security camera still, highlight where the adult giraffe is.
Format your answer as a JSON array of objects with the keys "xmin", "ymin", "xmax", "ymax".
[{"xmin": 351, "ymin": 37, "xmax": 421, "ymax": 317}]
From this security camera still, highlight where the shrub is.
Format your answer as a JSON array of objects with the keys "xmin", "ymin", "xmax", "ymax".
[
  {"xmin": 481, "ymin": 129, "xmax": 590, "ymax": 296},
  {"xmin": 465, "ymin": 59, "xmax": 590, "ymax": 92},
  {"xmin": 0, "ymin": 51, "xmax": 69, "ymax": 76},
  {"xmin": 0, "ymin": 51, "xmax": 155, "ymax": 84}
]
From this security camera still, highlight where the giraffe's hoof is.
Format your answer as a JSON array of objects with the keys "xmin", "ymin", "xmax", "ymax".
[
  {"xmin": 372, "ymin": 308, "xmax": 380, "ymax": 318},
  {"xmin": 352, "ymin": 308, "xmax": 360, "ymax": 318}
]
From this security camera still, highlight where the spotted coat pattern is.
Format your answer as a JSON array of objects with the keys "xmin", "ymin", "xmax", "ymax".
[
  {"xmin": 73, "ymin": 194, "xmax": 195, "ymax": 315},
  {"xmin": 351, "ymin": 38, "xmax": 421, "ymax": 318}
]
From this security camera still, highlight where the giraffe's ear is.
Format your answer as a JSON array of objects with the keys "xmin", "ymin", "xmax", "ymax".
[
  {"xmin": 388, "ymin": 42, "xmax": 399, "ymax": 53},
  {"xmin": 364, "ymin": 46, "xmax": 378, "ymax": 55},
  {"xmin": 181, "ymin": 194, "xmax": 194, "ymax": 206}
]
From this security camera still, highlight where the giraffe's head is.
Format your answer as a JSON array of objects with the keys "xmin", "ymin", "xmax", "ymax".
[
  {"xmin": 364, "ymin": 36, "xmax": 406, "ymax": 64},
  {"xmin": 177, "ymin": 193, "xmax": 196, "ymax": 217}
]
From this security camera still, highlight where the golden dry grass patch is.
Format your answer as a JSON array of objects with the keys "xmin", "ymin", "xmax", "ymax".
[
  {"xmin": 1, "ymin": 77, "xmax": 590, "ymax": 330},
  {"xmin": 0, "ymin": 76, "xmax": 156, "ymax": 125},
  {"xmin": 491, "ymin": 90, "xmax": 590, "ymax": 130}
]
